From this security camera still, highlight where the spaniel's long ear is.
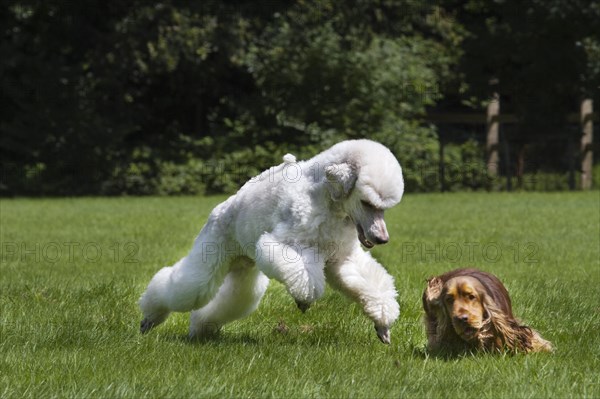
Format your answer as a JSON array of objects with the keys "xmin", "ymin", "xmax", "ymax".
[
  {"xmin": 528, "ymin": 329, "xmax": 554, "ymax": 353},
  {"xmin": 325, "ymin": 163, "xmax": 357, "ymax": 201},
  {"xmin": 482, "ymin": 293, "xmax": 554, "ymax": 353},
  {"xmin": 481, "ymin": 293, "xmax": 522, "ymax": 351}
]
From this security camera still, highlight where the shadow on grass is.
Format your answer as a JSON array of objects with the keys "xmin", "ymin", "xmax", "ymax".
[
  {"xmin": 409, "ymin": 343, "xmax": 539, "ymax": 361},
  {"xmin": 154, "ymin": 328, "xmax": 364, "ymax": 348},
  {"xmin": 162, "ymin": 332, "xmax": 262, "ymax": 346},
  {"xmin": 410, "ymin": 344, "xmax": 482, "ymax": 361}
]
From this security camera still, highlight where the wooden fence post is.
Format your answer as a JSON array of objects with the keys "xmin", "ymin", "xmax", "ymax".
[
  {"xmin": 439, "ymin": 132, "xmax": 446, "ymax": 192},
  {"xmin": 486, "ymin": 93, "xmax": 500, "ymax": 180},
  {"xmin": 580, "ymin": 98, "xmax": 593, "ymax": 190}
]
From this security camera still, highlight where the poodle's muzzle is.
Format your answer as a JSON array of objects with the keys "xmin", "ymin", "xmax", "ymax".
[{"xmin": 355, "ymin": 208, "xmax": 389, "ymax": 248}]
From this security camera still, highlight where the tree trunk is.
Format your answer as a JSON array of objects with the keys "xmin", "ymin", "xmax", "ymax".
[
  {"xmin": 580, "ymin": 99, "xmax": 593, "ymax": 190},
  {"xmin": 486, "ymin": 93, "xmax": 500, "ymax": 180},
  {"xmin": 516, "ymin": 143, "xmax": 528, "ymax": 190}
]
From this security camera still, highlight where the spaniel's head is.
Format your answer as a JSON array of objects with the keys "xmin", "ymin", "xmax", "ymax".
[
  {"xmin": 423, "ymin": 268, "xmax": 553, "ymax": 354},
  {"xmin": 441, "ymin": 275, "xmax": 488, "ymax": 342}
]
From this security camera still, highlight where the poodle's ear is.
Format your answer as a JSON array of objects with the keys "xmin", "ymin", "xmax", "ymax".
[{"xmin": 324, "ymin": 163, "xmax": 357, "ymax": 201}]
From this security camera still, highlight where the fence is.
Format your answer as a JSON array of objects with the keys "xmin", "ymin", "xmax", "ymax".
[{"xmin": 427, "ymin": 98, "xmax": 597, "ymax": 191}]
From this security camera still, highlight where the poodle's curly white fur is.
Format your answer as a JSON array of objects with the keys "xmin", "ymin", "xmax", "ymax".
[{"xmin": 139, "ymin": 139, "xmax": 404, "ymax": 343}]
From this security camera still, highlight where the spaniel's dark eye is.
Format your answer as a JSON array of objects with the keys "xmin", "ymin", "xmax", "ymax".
[
  {"xmin": 445, "ymin": 296, "xmax": 454, "ymax": 303},
  {"xmin": 468, "ymin": 294, "xmax": 476, "ymax": 301}
]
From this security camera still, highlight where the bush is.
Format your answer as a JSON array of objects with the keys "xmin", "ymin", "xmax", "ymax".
[{"xmin": 442, "ymin": 139, "xmax": 490, "ymax": 192}]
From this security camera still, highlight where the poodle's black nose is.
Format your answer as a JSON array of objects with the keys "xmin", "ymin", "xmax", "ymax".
[{"xmin": 373, "ymin": 236, "xmax": 389, "ymax": 245}]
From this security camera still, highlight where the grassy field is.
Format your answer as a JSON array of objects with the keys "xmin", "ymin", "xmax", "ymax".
[{"xmin": 1, "ymin": 192, "xmax": 599, "ymax": 398}]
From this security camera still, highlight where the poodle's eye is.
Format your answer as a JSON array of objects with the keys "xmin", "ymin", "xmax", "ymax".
[{"xmin": 360, "ymin": 200, "xmax": 374, "ymax": 209}]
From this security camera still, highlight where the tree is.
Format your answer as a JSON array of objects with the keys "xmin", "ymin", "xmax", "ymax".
[
  {"xmin": 1, "ymin": 0, "xmax": 465, "ymax": 195},
  {"xmin": 446, "ymin": 0, "xmax": 600, "ymax": 186}
]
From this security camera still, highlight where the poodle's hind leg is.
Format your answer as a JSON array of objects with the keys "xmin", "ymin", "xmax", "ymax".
[
  {"xmin": 326, "ymin": 247, "xmax": 399, "ymax": 344},
  {"xmin": 189, "ymin": 260, "xmax": 269, "ymax": 338},
  {"xmin": 139, "ymin": 222, "xmax": 230, "ymax": 333},
  {"xmin": 255, "ymin": 233, "xmax": 326, "ymax": 311}
]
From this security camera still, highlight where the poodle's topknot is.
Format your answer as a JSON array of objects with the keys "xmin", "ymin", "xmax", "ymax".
[{"xmin": 283, "ymin": 153, "xmax": 296, "ymax": 164}]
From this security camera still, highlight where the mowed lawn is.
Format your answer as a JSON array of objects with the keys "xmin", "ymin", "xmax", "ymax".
[{"xmin": 1, "ymin": 192, "xmax": 599, "ymax": 398}]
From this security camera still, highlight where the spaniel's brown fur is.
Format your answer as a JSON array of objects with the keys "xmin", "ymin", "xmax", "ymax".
[{"xmin": 423, "ymin": 268, "xmax": 553, "ymax": 353}]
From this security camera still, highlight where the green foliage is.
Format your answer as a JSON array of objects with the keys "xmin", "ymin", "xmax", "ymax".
[
  {"xmin": 0, "ymin": 0, "xmax": 464, "ymax": 195},
  {"xmin": 517, "ymin": 172, "xmax": 572, "ymax": 191},
  {"xmin": 0, "ymin": 1, "xmax": 597, "ymax": 195},
  {"xmin": 450, "ymin": 0, "xmax": 600, "ymax": 119},
  {"xmin": 1, "ymin": 193, "xmax": 598, "ymax": 396},
  {"xmin": 101, "ymin": 148, "xmax": 208, "ymax": 196},
  {"xmin": 441, "ymin": 139, "xmax": 489, "ymax": 191}
]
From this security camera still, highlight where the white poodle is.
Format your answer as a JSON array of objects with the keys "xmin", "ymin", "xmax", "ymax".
[{"xmin": 139, "ymin": 139, "xmax": 404, "ymax": 343}]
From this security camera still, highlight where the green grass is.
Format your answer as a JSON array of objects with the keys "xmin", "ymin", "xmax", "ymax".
[{"xmin": 1, "ymin": 192, "xmax": 599, "ymax": 398}]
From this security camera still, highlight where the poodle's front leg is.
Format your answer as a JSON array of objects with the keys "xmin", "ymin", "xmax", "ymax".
[
  {"xmin": 255, "ymin": 233, "xmax": 326, "ymax": 310},
  {"xmin": 326, "ymin": 247, "xmax": 399, "ymax": 344}
]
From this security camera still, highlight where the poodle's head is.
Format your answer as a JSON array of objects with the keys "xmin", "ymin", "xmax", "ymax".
[{"xmin": 324, "ymin": 140, "xmax": 404, "ymax": 248}]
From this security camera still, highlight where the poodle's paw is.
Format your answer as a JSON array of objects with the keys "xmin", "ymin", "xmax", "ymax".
[
  {"xmin": 295, "ymin": 300, "xmax": 311, "ymax": 313},
  {"xmin": 189, "ymin": 322, "xmax": 222, "ymax": 339},
  {"xmin": 375, "ymin": 325, "xmax": 391, "ymax": 344},
  {"xmin": 140, "ymin": 317, "xmax": 157, "ymax": 334},
  {"xmin": 139, "ymin": 310, "xmax": 169, "ymax": 334},
  {"xmin": 425, "ymin": 277, "xmax": 443, "ymax": 304}
]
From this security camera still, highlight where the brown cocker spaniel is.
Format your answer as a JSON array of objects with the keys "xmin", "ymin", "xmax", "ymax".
[{"xmin": 423, "ymin": 268, "xmax": 553, "ymax": 353}]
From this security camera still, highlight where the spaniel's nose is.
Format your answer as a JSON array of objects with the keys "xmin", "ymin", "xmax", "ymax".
[{"xmin": 456, "ymin": 314, "xmax": 469, "ymax": 323}]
